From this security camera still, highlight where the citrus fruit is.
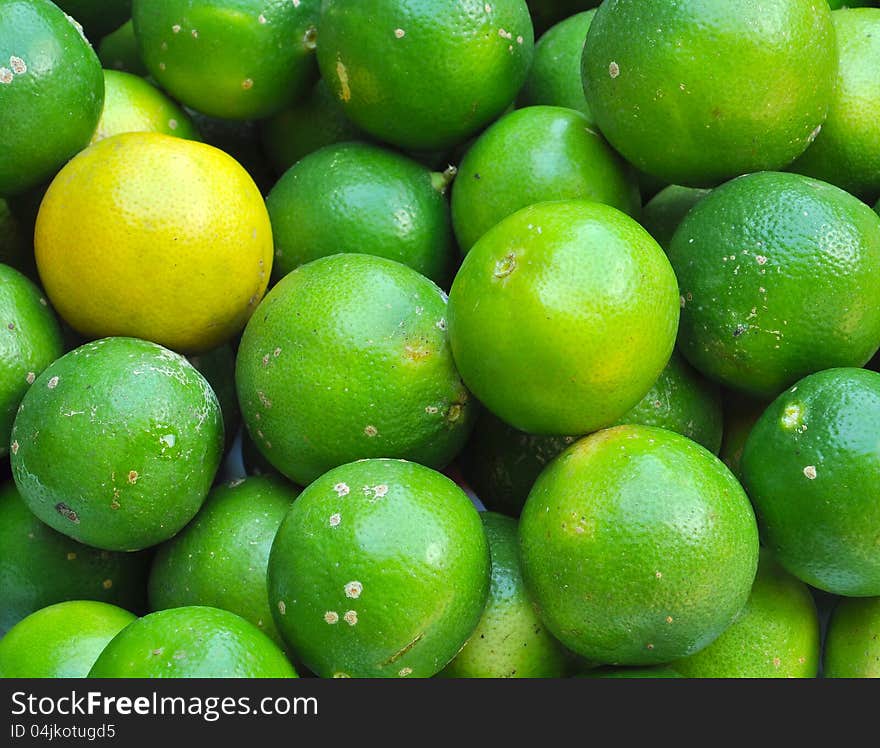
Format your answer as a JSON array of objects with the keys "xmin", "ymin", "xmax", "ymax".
[
  {"xmin": 448, "ymin": 200, "xmax": 679, "ymax": 435},
  {"xmin": 88, "ymin": 606, "xmax": 297, "ymax": 678},
  {"xmin": 0, "ymin": 482, "xmax": 149, "ymax": 635},
  {"xmin": 55, "ymin": 0, "xmax": 132, "ymax": 41},
  {"xmin": 0, "ymin": 601, "xmax": 135, "ymax": 678},
  {"xmin": 261, "ymin": 80, "xmax": 363, "ymax": 175},
  {"xmin": 91, "ymin": 70, "xmax": 199, "ymax": 144},
  {"xmin": 98, "ymin": 19, "xmax": 148, "ymax": 76},
  {"xmin": 10, "ymin": 337, "xmax": 224, "ymax": 552},
  {"xmin": 0, "ymin": 264, "xmax": 63, "ymax": 457},
  {"xmin": 149, "ymin": 476, "xmax": 298, "ymax": 646},
  {"xmin": 824, "ymin": 597, "xmax": 880, "ymax": 678},
  {"xmin": 669, "ymin": 171, "xmax": 880, "ymax": 398},
  {"xmin": 0, "ymin": 0, "xmax": 104, "ymax": 196},
  {"xmin": 582, "ymin": 0, "xmax": 837, "ymax": 186},
  {"xmin": 317, "ymin": 0, "xmax": 534, "ymax": 150},
  {"xmin": 132, "ymin": 0, "xmax": 319, "ymax": 120},
  {"xmin": 268, "ymin": 459, "xmax": 489, "ymax": 678},
  {"xmin": 519, "ymin": 11, "xmax": 595, "ymax": 121},
  {"xmin": 580, "ymin": 666, "xmax": 682, "ymax": 678},
  {"xmin": 438, "ymin": 512, "xmax": 567, "ymax": 678},
  {"xmin": 640, "ymin": 185, "xmax": 711, "ymax": 250},
  {"xmin": 236, "ymin": 254, "xmax": 475, "ymax": 487},
  {"xmin": 451, "ymin": 106, "xmax": 639, "ymax": 253},
  {"xmin": 670, "ymin": 550, "xmax": 820, "ymax": 678},
  {"xmin": 519, "ymin": 425, "xmax": 759, "ymax": 665},
  {"xmin": 791, "ymin": 9, "xmax": 880, "ymax": 201},
  {"xmin": 35, "ymin": 132, "xmax": 272, "ymax": 353},
  {"xmin": 719, "ymin": 391, "xmax": 769, "ymax": 481},
  {"xmin": 742, "ymin": 367, "xmax": 880, "ymax": 596},
  {"xmin": 460, "ymin": 351, "xmax": 723, "ymax": 516},
  {"xmin": 266, "ymin": 142, "xmax": 455, "ymax": 285},
  {"xmin": 527, "ymin": 0, "xmax": 599, "ymax": 34}
]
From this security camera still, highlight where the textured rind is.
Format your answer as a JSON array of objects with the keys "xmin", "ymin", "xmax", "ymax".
[
  {"xmin": 268, "ymin": 459, "xmax": 490, "ymax": 678},
  {"xmin": 10, "ymin": 337, "xmax": 224, "ymax": 552}
]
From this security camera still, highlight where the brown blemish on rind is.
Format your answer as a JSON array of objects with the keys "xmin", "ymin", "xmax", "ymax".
[
  {"xmin": 55, "ymin": 503, "xmax": 80, "ymax": 524},
  {"xmin": 128, "ymin": 470, "xmax": 139, "ymax": 484},
  {"xmin": 381, "ymin": 633, "xmax": 424, "ymax": 666},
  {"xmin": 494, "ymin": 253, "xmax": 517, "ymax": 279}
]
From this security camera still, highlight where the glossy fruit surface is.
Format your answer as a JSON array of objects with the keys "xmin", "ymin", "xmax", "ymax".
[
  {"xmin": 449, "ymin": 200, "xmax": 679, "ymax": 434},
  {"xmin": 268, "ymin": 459, "xmax": 489, "ymax": 678},
  {"xmin": 519, "ymin": 425, "xmax": 759, "ymax": 665},
  {"xmin": 11, "ymin": 337, "xmax": 224, "ymax": 551}
]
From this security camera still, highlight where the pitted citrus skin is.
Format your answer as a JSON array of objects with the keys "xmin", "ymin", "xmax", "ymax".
[
  {"xmin": 519, "ymin": 425, "xmax": 759, "ymax": 665},
  {"xmin": 10, "ymin": 337, "xmax": 224, "ymax": 552},
  {"xmin": 448, "ymin": 200, "xmax": 679, "ymax": 435},
  {"xmin": 317, "ymin": 0, "xmax": 534, "ymax": 150},
  {"xmin": 742, "ymin": 367, "xmax": 880, "ymax": 596},
  {"xmin": 0, "ymin": 0, "xmax": 104, "ymax": 196},
  {"xmin": 268, "ymin": 459, "xmax": 489, "ymax": 678},
  {"xmin": 35, "ymin": 132, "xmax": 273, "ymax": 353},
  {"xmin": 582, "ymin": 0, "xmax": 837, "ymax": 186},
  {"xmin": 669, "ymin": 172, "xmax": 880, "ymax": 398},
  {"xmin": 88, "ymin": 606, "xmax": 298, "ymax": 678},
  {"xmin": 236, "ymin": 254, "xmax": 475, "ymax": 487}
]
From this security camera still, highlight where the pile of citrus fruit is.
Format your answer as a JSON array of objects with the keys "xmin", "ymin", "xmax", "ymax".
[{"xmin": 3, "ymin": 0, "xmax": 880, "ymax": 680}]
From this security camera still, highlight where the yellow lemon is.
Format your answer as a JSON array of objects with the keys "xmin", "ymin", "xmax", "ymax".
[{"xmin": 35, "ymin": 132, "xmax": 272, "ymax": 353}]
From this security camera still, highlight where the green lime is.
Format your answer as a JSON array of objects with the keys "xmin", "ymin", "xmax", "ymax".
[
  {"xmin": 719, "ymin": 391, "xmax": 769, "ymax": 482},
  {"xmin": 268, "ymin": 459, "xmax": 489, "ymax": 678},
  {"xmin": 824, "ymin": 597, "xmax": 880, "ymax": 678},
  {"xmin": 266, "ymin": 142, "xmax": 455, "ymax": 285},
  {"xmin": 11, "ymin": 337, "xmax": 224, "ymax": 552},
  {"xmin": 671, "ymin": 550, "xmax": 819, "ymax": 677},
  {"xmin": 98, "ymin": 20, "xmax": 148, "ymax": 76},
  {"xmin": 91, "ymin": 70, "xmax": 198, "ymax": 144},
  {"xmin": 236, "ymin": 254, "xmax": 474, "ymax": 487},
  {"xmin": 1, "ymin": 264, "xmax": 63, "ymax": 457},
  {"xmin": 519, "ymin": 11, "xmax": 595, "ymax": 121},
  {"xmin": 527, "ymin": 0, "xmax": 599, "ymax": 34},
  {"xmin": 0, "ymin": 601, "xmax": 135, "ymax": 678},
  {"xmin": 791, "ymin": 9, "xmax": 880, "ymax": 201},
  {"xmin": 88, "ymin": 606, "xmax": 297, "ymax": 678},
  {"xmin": 0, "ymin": 482, "xmax": 149, "ymax": 635},
  {"xmin": 55, "ymin": 0, "xmax": 132, "ymax": 41},
  {"xmin": 0, "ymin": 0, "xmax": 104, "ymax": 196},
  {"xmin": 742, "ymin": 367, "xmax": 880, "ymax": 596},
  {"xmin": 582, "ymin": 0, "xmax": 837, "ymax": 186},
  {"xmin": 317, "ymin": 0, "xmax": 534, "ymax": 150},
  {"xmin": 579, "ymin": 666, "xmax": 682, "ymax": 678},
  {"xmin": 261, "ymin": 80, "xmax": 363, "ymax": 175},
  {"xmin": 519, "ymin": 425, "xmax": 759, "ymax": 665},
  {"xmin": 188, "ymin": 344, "xmax": 240, "ymax": 451},
  {"xmin": 448, "ymin": 200, "xmax": 679, "ymax": 435},
  {"xmin": 669, "ymin": 172, "xmax": 880, "ymax": 398},
  {"xmin": 451, "ymin": 106, "xmax": 639, "ymax": 253},
  {"xmin": 460, "ymin": 351, "xmax": 723, "ymax": 516},
  {"xmin": 132, "ymin": 0, "xmax": 319, "ymax": 120},
  {"xmin": 439, "ymin": 512, "xmax": 568, "ymax": 678},
  {"xmin": 640, "ymin": 185, "xmax": 711, "ymax": 250},
  {"xmin": 149, "ymin": 476, "xmax": 298, "ymax": 646}
]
